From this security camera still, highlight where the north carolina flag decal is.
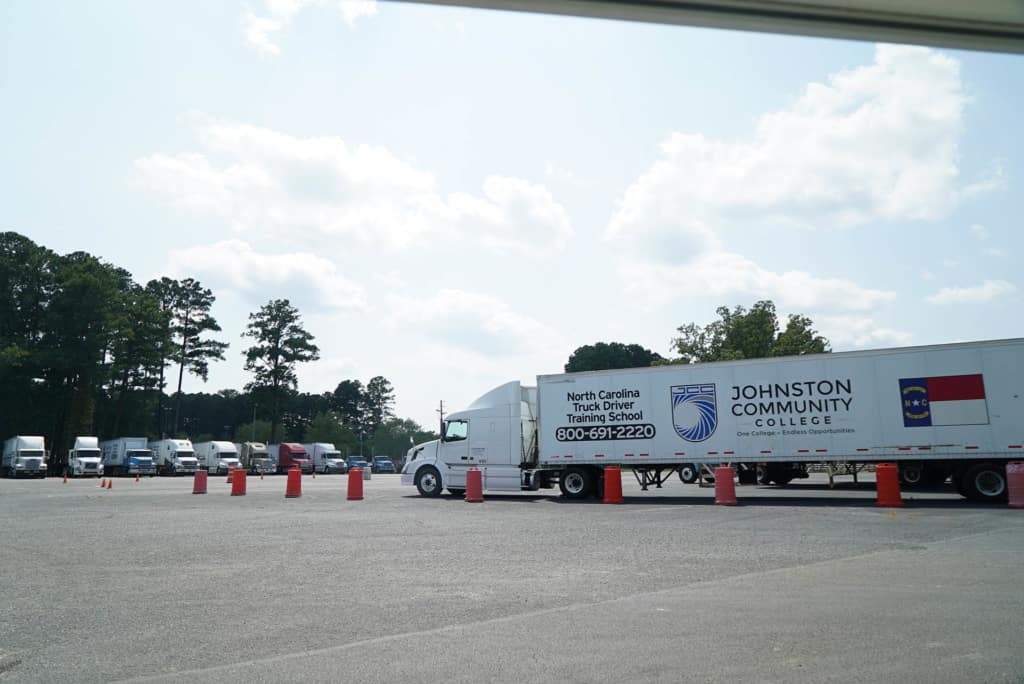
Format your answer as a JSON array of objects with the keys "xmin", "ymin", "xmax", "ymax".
[{"xmin": 899, "ymin": 374, "xmax": 989, "ymax": 427}]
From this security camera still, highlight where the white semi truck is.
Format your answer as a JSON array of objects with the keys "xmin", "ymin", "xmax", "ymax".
[
  {"xmin": 149, "ymin": 439, "xmax": 199, "ymax": 476},
  {"xmin": 304, "ymin": 442, "xmax": 347, "ymax": 474},
  {"xmin": 100, "ymin": 438, "xmax": 157, "ymax": 477},
  {"xmin": 66, "ymin": 436, "xmax": 103, "ymax": 478},
  {"xmin": 3, "ymin": 435, "xmax": 48, "ymax": 478},
  {"xmin": 194, "ymin": 441, "xmax": 242, "ymax": 475},
  {"xmin": 402, "ymin": 338, "xmax": 1024, "ymax": 504}
]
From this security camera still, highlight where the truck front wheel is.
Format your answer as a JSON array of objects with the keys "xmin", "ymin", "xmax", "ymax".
[
  {"xmin": 559, "ymin": 467, "xmax": 594, "ymax": 500},
  {"xmin": 415, "ymin": 466, "xmax": 442, "ymax": 498}
]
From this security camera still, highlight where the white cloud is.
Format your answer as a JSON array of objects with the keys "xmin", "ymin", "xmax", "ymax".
[
  {"xmin": 609, "ymin": 45, "xmax": 970, "ymax": 246},
  {"xmin": 926, "ymin": 280, "xmax": 1016, "ymax": 305},
  {"xmin": 969, "ymin": 223, "xmax": 989, "ymax": 240},
  {"xmin": 604, "ymin": 45, "xmax": 994, "ymax": 315},
  {"xmin": 815, "ymin": 315, "xmax": 913, "ymax": 348},
  {"xmin": 386, "ymin": 289, "xmax": 564, "ymax": 357},
  {"xmin": 983, "ymin": 247, "xmax": 1008, "ymax": 258},
  {"xmin": 134, "ymin": 115, "xmax": 572, "ymax": 256},
  {"xmin": 243, "ymin": 0, "xmax": 378, "ymax": 55},
  {"xmin": 618, "ymin": 253, "xmax": 894, "ymax": 312},
  {"xmin": 166, "ymin": 239, "xmax": 366, "ymax": 311}
]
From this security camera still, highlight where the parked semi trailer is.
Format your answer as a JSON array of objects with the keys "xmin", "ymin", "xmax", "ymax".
[
  {"xmin": 194, "ymin": 441, "xmax": 242, "ymax": 475},
  {"xmin": 149, "ymin": 439, "xmax": 199, "ymax": 476},
  {"xmin": 268, "ymin": 443, "xmax": 312, "ymax": 474},
  {"xmin": 100, "ymin": 437, "xmax": 157, "ymax": 477},
  {"xmin": 66, "ymin": 436, "xmax": 103, "ymax": 477},
  {"xmin": 402, "ymin": 338, "xmax": 1024, "ymax": 503},
  {"xmin": 3, "ymin": 435, "xmax": 47, "ymax": 478}
]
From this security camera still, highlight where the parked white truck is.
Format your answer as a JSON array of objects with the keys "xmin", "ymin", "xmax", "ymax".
[
  {"xmin": 304, "ymin": 442, "xmax": 347, "ymax": 474},
  {"xmin": 66, "ymin": 436, "xmax": 103, "ymax": 478},
  {"xmin": 194, "ymin": 441, "xmax": 242, "ymax": 475},
  {"xmin": 149, "ymin": 439, "xmax": 199, "ymax": 476},
  {"xmin": 402, "ymin": 339, "xmax": 1024, "ymax": 504},
  {"xmin": 237, "ymin": 442, "xmax": 273, "ymax": 474},
  {"xmin": 3, "ymin": 435, "xmax": 48, "ymax": 478},
  {"xmin": 100, "ymin": 438, "xmax": 157, "ymax": 477}
]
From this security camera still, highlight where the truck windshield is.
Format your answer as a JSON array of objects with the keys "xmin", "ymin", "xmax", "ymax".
[
  {"xmin": 78, "ymin": 450, "xmax": 101, "ymax": 457},
  {"xmin": 177, "ymin": 451, "xmax": 195, "ymax": 458},
  {"xmin": 221, "ymin": 453, "xmax": 238, "ymax": 459},
  {"xmin": 20, "ymin": 450, "xmax": 44, "ymax": 457},
  {"xmin": 444, "ymin": 420, "xmax": 468, "ymax": 442},
  {"xmin": 128, "ymin": 451, "xmax": 151, "ymax": 457}
]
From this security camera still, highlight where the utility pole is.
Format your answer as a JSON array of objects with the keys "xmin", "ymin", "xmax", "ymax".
[
  {"xmin": 436, "ymin": 400, "xmax": 445, "ymax": 436},
  {"xmin": 251, "ymin": 402, "xmax": 257, "ymax": 442}
]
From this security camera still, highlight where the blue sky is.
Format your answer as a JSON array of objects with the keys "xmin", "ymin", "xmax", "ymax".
[{"xmin": 2, "ymin": 1, "xmax": 1022, "ymax": 429}]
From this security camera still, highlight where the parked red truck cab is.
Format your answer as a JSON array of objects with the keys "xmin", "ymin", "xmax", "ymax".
[{"xmin": 271, "ymin": 442, "xmax": 313, "ymax": 474}]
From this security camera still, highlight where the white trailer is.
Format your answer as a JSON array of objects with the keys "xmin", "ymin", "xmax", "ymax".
[
  {"xmin": 402, "ymin": 338, "xmax": 1024, "ymax": 503},
  {"xmin": 3, "ymin": 435, "xmax": 47, "ymax": 478},
  {"xmin": 237, "ymin": 442, "xmax": 273, "ymax": 474},
  {"xmin": 66, "ymin": 436, "xmax": 103, "ymax": 478},
  {"xmin": 194, "ymin": 441, "xmax": 242, "ymax": 475},
  {"xmin": 100, "ymin": 437, "xmax": 157, "ymax": 477},
  {"xmin": 149, "ymin": 439, "xmax": 199, "ymax": 476},
  {"xmin": 304, "ymin": 442, "xmax": 347, "ymax": 474}
]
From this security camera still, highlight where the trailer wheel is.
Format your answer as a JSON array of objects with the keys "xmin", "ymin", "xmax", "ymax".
[
  {"xmin": 678, "ymin": 464, "xmax": 699, "ymax": 484},
  {"xmin": 415, "ymin": 466, "xmax": 442, "ymax": 498},
  {"xmin": 962, "ymin": 462, "xmax": 1007, "ymax": 503},
  {"xmin": 898, "ymin": 463, "xmax": 924, "ymax": 487},
  {"xmin": 756, "ymin": 465, "xmax": 770, "ymax": 485},
  {"xmin": 559, "ymin": 467, "xmax": 593, "ymax": 500}
]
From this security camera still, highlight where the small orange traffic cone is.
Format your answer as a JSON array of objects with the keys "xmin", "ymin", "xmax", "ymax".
[
  {"xmin": 63, "ymin": 474, "xmax": 68, "ymax": 484},
  {"xmin": 312, "ymin": 471, "xmax": 316, "ymax": 479},
  {"xmin": 260, "ymin": 472, "xmax": 264, "ymax": 480},
  {"xmin": 100, "ymin": 478, "xmax": 106, "ymax": 488},
  {"xmin": 107, "ymin": 478, "xmax": 113, "ymax": 490},
  {"xmin": 135, "ymin": 473, "xmax": 140, "ymax": 483}
]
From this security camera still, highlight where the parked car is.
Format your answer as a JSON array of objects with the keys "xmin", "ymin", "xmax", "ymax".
[
  {"xmin": 371, "ymin": 456, "xmax": 396, "ymax": 474},
  {"xmin": 346, "ymin": 456, "xmax": 368, "ymax": 472}
]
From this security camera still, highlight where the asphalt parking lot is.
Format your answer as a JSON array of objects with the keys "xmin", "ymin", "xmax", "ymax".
[{"xmin": 1, "ymin": 472, "xmax": 1022, "ymax": 683}]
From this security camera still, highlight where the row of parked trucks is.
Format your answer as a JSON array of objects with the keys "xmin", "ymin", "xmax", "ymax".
[{"xmin": 2, "ymin": 436, "xmax": 388, "ymax": 478}]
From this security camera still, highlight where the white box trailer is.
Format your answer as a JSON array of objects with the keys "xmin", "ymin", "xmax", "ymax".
[
  {"xmin": 402, "ymin": 338, "xmax": 1024, "ymax": 503},
  {"xmin": 100, "ymin": 438, "xmax": 157, "ymax": 477},
  {"xmin": 194, "ymin": 441, "xmax": 242, "ymax": 475},
  {"xmin": 3, "ymin": 435, "xmax": 47, "ymax": 478},
  {"xmin": 67, "ymin": 436, "xmax": 103, "ymax": 478},
  {"xmin": 304, "ymin": 442, "xmax": 347, "ymax": 474},
  {"xmin": 149, "ymin": 439, "xmax": 199, "ymax": 476}
]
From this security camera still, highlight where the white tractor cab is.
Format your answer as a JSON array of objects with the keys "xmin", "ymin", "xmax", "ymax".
[
  {"xmin": 193, "ymin": 441, "xmax": 242, "ymax": 475},
  {"xmin": 67, "ymin": 436, "xmax": 103, "ymax": 477},
  {"xmin": 401, "ymin": 382, "xmax": 538, "ymax": 497}
]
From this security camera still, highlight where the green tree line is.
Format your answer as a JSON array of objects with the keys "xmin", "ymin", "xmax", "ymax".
[
  {"xmin": 0, "ymin": 232, "xmax": 434, "ymax": 470},
  {"xmin": 565, "ymin": 300, "xmax": 831, "ymax": 372}
]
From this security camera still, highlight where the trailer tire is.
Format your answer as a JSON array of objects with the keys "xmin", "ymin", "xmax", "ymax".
[
  {"xmin": 415, "ymin": 466, "xmax": 443, "ymax": 498},
  {"xmin": 899, "ymin": 463, "xmax": 924, "ymax": 487},
  {"xmin": 559, "ymin": 467, "xmax": 594, "ymax": 500},
  {"xmin": 962, "ymin": 462, "xmax": 1007, "ymax": 503},
  {"xmin": 678, "ymin": 463, "xmax": 699, "ymax": 484},
  {"xmin": 756, "ymin": 465, "xmax": 770, "ymax": 485}
]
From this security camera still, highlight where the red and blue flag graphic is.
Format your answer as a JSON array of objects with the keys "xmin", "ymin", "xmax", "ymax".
[{"xmin": 899, "ymin": 374, "xmax": 988, "ymax": 427}]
